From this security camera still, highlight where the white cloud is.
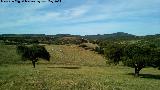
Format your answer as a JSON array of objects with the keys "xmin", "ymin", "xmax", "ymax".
[
  {"xmin": 0, "ymin": 1, "xmax": 93, "ymax": 29},
  {"xmin": 0, "ymin": 12, "xmax": 61, "ymax": 29},
  {"xmin": 18, "ymin": 12, "xmax": 61, "ymax": 23},
  {"xmin": 0, "ymin": 0, "xmax": 160, "ymax": 32},
  {"xmin": 64, "ymin": 4, "xmax": 91, "ymax": 18}
]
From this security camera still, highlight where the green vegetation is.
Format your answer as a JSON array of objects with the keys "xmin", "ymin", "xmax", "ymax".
[
  {"xmin": 1, "ymin": 65, "xmax": 160, "ymax": 90},
  {"xmin": 0, "ymin": 32, "xmax": 160, "ymax": 89},
  {"xmin": 0, "ymin": 45, "xmax": 160, "ymax": 89},
  {"xmin": 104, "ymin": 44, "xmax": 160, "ymax": 76},
  {"xmin": 0, "ymin": 45, "xmax": 21, "ymax": 64},
  {"xmin": 17, "ymin": 45, "xmax": 50, "ymax": 68}
]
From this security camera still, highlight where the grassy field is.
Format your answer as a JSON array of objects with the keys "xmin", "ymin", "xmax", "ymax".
[
  {"xmin": 0, "ymin": 45, "xmax": 160, "ymax": 90},
  {"xmin": 0, "ymin": 45, "xmax": 21, "ymax": 64}
]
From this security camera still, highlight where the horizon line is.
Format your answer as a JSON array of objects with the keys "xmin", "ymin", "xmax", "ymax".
[{"xmin": 0, "ymin": 32, "xmax": 160, "ymax": 36}]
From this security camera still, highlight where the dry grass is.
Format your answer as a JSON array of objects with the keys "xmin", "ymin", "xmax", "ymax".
[{"xmin": 44, "ymin": 45, "xmax": 106, "ymax": 66}]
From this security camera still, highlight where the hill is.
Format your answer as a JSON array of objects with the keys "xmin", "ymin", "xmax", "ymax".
[
  {"xmin": 83, "ymin": 32, "xmax": 136, "ymax": 40},
  {"xmin": 43, "ymin": 45, "xmax": 106, "ymax": 66},
  {"xmin": 0, "ymin": 45, "xmax": 106, "ymax": 66}
]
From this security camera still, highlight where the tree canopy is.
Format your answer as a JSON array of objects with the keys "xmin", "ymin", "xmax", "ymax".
[
  {"xmin": 104, "ymin": 44, "xmax": 160, "ymax": 76},
  {"xmin": 17, "ymin": 45, "xmax": 50, "ymax": 68}
]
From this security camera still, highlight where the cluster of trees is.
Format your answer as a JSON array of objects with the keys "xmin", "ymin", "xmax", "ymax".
[
  {"xmin": 104, "ymin": 43, "xmax": 160, "ymax": 76},
  {"xmin": 17, "ymin": 45, "xmax": 50, "ymax": 68},
  {"xmin": 52, "ymin": 37, "xmax": 88, "ymax": 45},
  {"xmin": 83, "ymin": 33, "xmax": 160, "ymax": 77},
  {"xmin": 0, "ymin": 37, "xmax": 47, "ymax": 45},
  {"xmin": 0, "ymin": 36, "xmax": 88, "ymax": 45},
  {"xmin": 90, "ymin": 34, "xmax": 160, "ymax": 77}
]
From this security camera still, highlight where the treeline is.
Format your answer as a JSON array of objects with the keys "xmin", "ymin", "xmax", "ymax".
[
  {"xmin": 0, "ymin": 34, "xmax": 87, "ymax": 45},
  {"xmin": 0, "ymin": 32, "xmax": 160, "ymax": 46}
]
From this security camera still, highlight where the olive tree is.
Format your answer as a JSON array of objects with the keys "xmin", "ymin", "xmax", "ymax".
[{"xmin": 17, "ymin": 45, "xmax": 50, "ymax": 68}]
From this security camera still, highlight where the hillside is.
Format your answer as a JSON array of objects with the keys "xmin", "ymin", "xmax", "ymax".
[
  {"xmin": 45, "ymin": 45, "xmax": 106, "ymax": 66},
  {"xmin": 0, "ymin": 45, "xmax": 106, "ymax": 66}
]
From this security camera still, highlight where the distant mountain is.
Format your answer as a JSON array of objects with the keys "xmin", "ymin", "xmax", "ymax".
[
  {"xmin": 0, "ymin": 34, "xmax": 81, "ymax": 38},
  {"xmin": 145, "ymin": 34, "xmax": 160, "ymax": 38},
  {"xmin": 83, "ymin": 32, "xmax": 136, "ymax": 40},
  {"xmin": 0, "ymin": 34, "xmax": 46, "ymax": 37},
  {"xmin": 1, "ymin": 32, "xmax": 160, "ymax": 40}
]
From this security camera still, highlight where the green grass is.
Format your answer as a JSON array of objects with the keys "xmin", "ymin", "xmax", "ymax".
[
  {"xmin": 0, "ymin": 45, "xmax": 160, "ymax": 90},
  {"xmin": 1, "ymin": 65, "xmax": 160, "ymax": 90},
  {"xmin": 0, "ymin": 45, "xmax": 21, "ymax": 64}
]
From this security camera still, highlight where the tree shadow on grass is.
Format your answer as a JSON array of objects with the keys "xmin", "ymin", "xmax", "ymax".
[
  {"xmin": 48, "ymin": 66, "xmax": 81, "ymax": 69},
  {"xmin": 127, "ymin": 73, "xmax": 160, "ymax": 80}
]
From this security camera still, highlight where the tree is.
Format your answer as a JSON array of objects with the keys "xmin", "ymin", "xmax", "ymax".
[
  {"xmin": 122, "ymin": 44, "xmax": 152, "ymax": 76},
  {"xmin": 104, "ymin": 44, "xmax": 124, "ymax": 65},
  {"xmin": 104, "ymin": 44, "xmax": 160, "ymax": 77},
  {"xmin": 17, "ymin": 45, "xmax": 50, "ymax": 68},
  {"xmin": 95, "ymin": 46, "xmax": 104, "ymax": 54}
]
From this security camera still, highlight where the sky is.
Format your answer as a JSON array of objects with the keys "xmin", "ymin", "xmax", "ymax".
[{"xmin": 0, "ymin": 0, "xmax": 160, "ymax": 35}]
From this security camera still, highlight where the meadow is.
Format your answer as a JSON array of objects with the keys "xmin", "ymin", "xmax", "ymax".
[{"xmin": 0, "ymin": 45, "xmax": 160, "ymax": 90}]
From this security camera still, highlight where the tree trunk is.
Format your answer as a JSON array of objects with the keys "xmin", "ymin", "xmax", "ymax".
[
  {"xmin": 134, "ymin": 65, "xmax": 142, "ymax": 77},
  {"xmin": 135, "ymin": 67, "xmax": 139, "ymax": 77},
  {"xmin": 32, "ymin": 60, "xmax": 36, "ymax": 68}
]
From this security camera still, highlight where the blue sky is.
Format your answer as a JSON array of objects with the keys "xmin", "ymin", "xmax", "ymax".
[{"xmin": 0, "ymin": 0, "xmax": 160, "ymax": 35}]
